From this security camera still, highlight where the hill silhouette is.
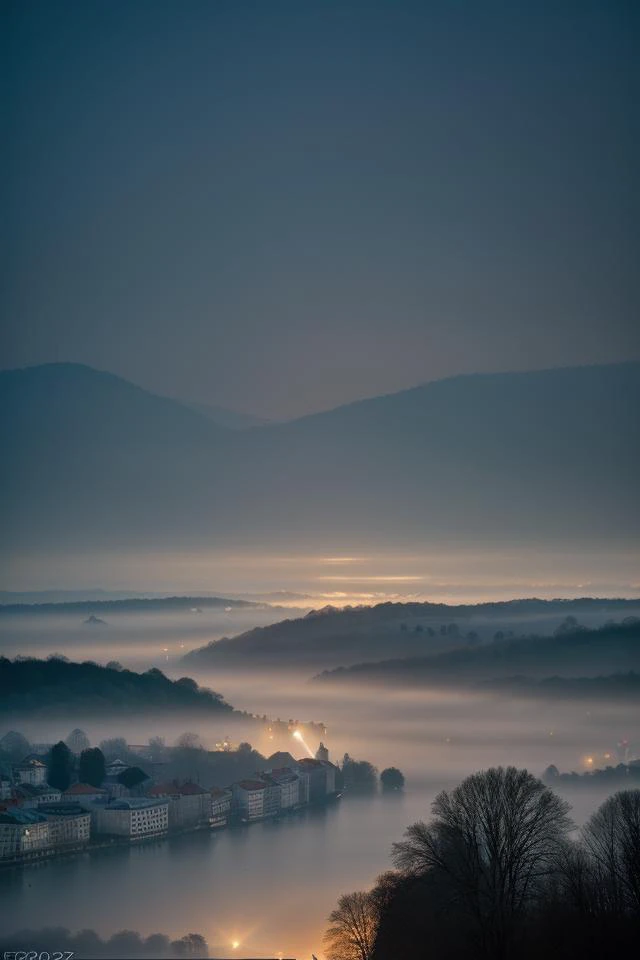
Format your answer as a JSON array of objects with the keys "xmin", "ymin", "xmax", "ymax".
[
  {"xmin": 314, "ymin": 619, "xmax": 640, "ymax": 686},
  {"xmin": 182, "ymin": 599, "xmax": 640, "ymax": 672},
  {"xmin": 0, "ymin": 655, "xmax": 233, "ymax": 717}
]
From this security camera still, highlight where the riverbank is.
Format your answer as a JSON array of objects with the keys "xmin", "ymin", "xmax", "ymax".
[{"xmin": 0, "ymin": 793, "xmax": 342, "ymax": 871}]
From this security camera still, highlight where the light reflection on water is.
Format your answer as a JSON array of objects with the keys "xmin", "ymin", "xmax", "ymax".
[{"xmin": 1, "ymin": 548, "xmax": 638, "ymax": 957}]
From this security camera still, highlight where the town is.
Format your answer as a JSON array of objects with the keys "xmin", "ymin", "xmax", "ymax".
[{"xmin": 0, "ymin": 728, "xmax": 341, "ymax": 866}]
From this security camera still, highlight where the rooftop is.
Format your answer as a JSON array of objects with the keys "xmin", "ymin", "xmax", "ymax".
[
  {"xmin": 64, "ymin": 783, "xmax": 107, "ymax": 796},
  {"xmin": 104, "ymin": 798, "xmax": 168, "ymax": 810},
  {"xmin": 269, "ymin": 769, "xmax": 299, "ymax": 783},
  {"xmin": 14, "ymin": 758, "xmax": 46, "ymax": 769},
  {"xmin": 267, "ymin": 751, "xmax": 298, "ymax": 767},
  {"xmin": 0, "ymin": 808, "xmax": 47, "ymax": 824},
  {"xmin": 235, "ymin": 780, "xmax": 266, "ymax": 791},
  {"xmin": 259, "ymin": 773, "xmax": 278, "ymax": 786},
  {"xmin": 210, "ymin": 787, "xmax": 232, "ymax": 799},
  {"xmin": 38, "ymin": 803, "xmax": 90, "ymax": 818},
  {"xmin": 147, "ymin": 780, "xmax": 208, "ymax": 797},
  {"xmin": 13, "ymin": 783, "xmax": 60, "ymax": 799}
]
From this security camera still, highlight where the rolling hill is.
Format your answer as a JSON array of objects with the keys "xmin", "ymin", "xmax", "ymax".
[
  {"xmin": 313, "ymin": 619, "xmax": 640, "ymax": 687},
  {"xmin": 1, "ymin": 360, "xmax": 638, "ymax": 550},
  {"xmin": 181, "ymin": 598, "xmax": 640, "ymax": 672},
  {"xmin": 0, "ymin": 656, "xmax": 234, "ymax": 718}
]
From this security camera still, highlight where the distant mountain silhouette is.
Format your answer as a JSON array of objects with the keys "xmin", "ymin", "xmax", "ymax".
[
  {"xmin": 0, "ymin": 595, "xmax": 263, "ymax": 615},
  {"xmin": 1, "ymin": 361, "xmax": 638, "ymax": 550},
  {"xmin": 182, "ymin": 400, "xmax": 270, "ymax": 430}
]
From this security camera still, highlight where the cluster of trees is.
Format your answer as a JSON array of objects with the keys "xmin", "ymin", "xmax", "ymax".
[
  {"xmin": 400, "ymin": 622, "xmax": 481, "ymax": 644},
  {"xmin": 318, "ymin": 618, "xmax": 640, "ymax": 686},
  {"xmin": 1, "ymin": 727, "xmax": 271, "ymax": 793},
  {"xmin": 483, "ymin": 671, "xmax": 640, "ymax": 700},
  {"xmin": 339, "ymin": 755, "xmax": 378, "ymax": 793},
  {"xmin": 1, "ymin": 928, "xmax": 209, "ymax": 958},
  {"xmin": 336, "ymin": 756, "xmax": 405, "ymax": 794},
  {"xmin": 46, "ymin": 740, "xmax": 147, "ymax": 792},
  {"xmin": 136, "ymin": 732, "xmax": 266, "ymax": 787},
  {"xmin": 0, "ymin": 729, "xmax": 31, "ymax": 763},
  {"xmin": 544, "ymin": 761, "xmax": 640, "ymax": 789},
  {"xmin": 0, "ymin": 656, "xmax": 232, "ymax": 716},
  {"xmin": 324, "ymin": 767, "xmax": 640, "ymax": 960}
]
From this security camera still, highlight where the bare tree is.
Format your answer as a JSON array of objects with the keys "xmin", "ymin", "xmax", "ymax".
[
  {"xmin": 323, "ymin": 890, "xmax": 378, "ymax": 960},
  {"xmin": 392, "ymin": 766, "xmax": 572, "ymax": 959},
  {"xmin": 175, "ymin": 732, "xmax": 201, "ymax": 750},
  {"xmin": 582, "ymin": 789, "xmax": 640, "ymax": 917}
]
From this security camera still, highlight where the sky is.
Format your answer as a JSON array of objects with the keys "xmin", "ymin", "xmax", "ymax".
[{"xmin": 2, "ymin": 0, "xmax": 639, "ymax": 419}]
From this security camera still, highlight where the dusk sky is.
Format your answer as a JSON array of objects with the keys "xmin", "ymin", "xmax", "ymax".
[{"xmin": 2, "ymin": 0, "xmax": 639, "ymax": 419}]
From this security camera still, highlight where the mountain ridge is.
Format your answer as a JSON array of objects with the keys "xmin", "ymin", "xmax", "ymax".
[{"xmin": 2, "ymin": 360, "xmax": 638, "ymax": 550}]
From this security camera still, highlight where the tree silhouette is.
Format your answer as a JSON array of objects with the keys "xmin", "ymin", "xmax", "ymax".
[
  {"xmin": 342, "ymin": 757, "xmax": 378, "ymax": 792},
  {"xmin": 582, "ymin": 789, "xmax": 640, "ymax": 917},
  {"xmin": 66, "ymin": 728, "xmax": 90, "ymax": 754},
  {"xmin": 380, "ymin": 767, "xmax": 405, "ymax": 791},
  {"xmin": 0, "ymin": 730, "xmax": 30, "ymax": 762},
  {"xmin": 47, "ymin": 740, "xmax": 74, "ymax": 791},
  {"xmin": 170, "ymin": 932, "xmax": 209, "ymax": 957},
  {"xmin": 324, "ymin": 890, "xmax": 378, "ymax": 960},
  {"xmin": 99, "ymin": 737, "xmax": 130, "ymax": 760},
  {"xmin": 117, "ymin": 766, "xmax": 149, "ymax": 790},
  {"xmin": 78, "ymin": 747, "xmax": 106, "ymax": 787},
  {"xmin": 392, "ymin": 766, "xmax": 571, "ymax": 958},
  {"xmin": 175, "ymin": 732, "xmax": 201, "ymax": 751}
]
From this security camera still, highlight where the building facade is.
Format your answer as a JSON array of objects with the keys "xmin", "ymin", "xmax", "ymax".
[
  {"xmin": 93, "ymin": 798, "xmax": 168, "ymax": 838},
  {"xmin": 147, "ymin": 781, "xmax": 210, "ymax": 830},
  {"xmin": 259, "ymin": 774, "xmax": 281, "ymax": 817},
  {"xmin": 268, "ymin": 768, "xmax": 300, "ymax": 809},
  {"xmin": 232, "ymin": 780, "xmax": 265, "ymax": 821},
  {"xmin": 0, "ymin": 809, "xmax": 51, "ymax": 861},
  {"xmin": 13, "ymin": 784, "xmax": 62, "ymax": 808},
  {"xmin": 209, "ymin": 788, "xmax": 232, "ymax": 827},
  {"xmin": 13, "ymin": 758, "xmax": 48, "ymax": 786},
  {"xmin": 298, "ymin": 758, "xmax": 330, "ymax": 801},
  {"xmin": 39, "ymin": 803, "xmax": 91, "ymax": 848}
]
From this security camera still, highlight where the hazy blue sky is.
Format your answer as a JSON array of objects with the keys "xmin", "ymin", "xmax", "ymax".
[{"xmin": 2, "ymin": 0, "xmax": 638, "ymax": 418}]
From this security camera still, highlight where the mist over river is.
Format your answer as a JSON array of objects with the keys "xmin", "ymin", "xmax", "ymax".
[{"xmin": 1, "ymin": 570, "xmax": 638, "ymax": 959}]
